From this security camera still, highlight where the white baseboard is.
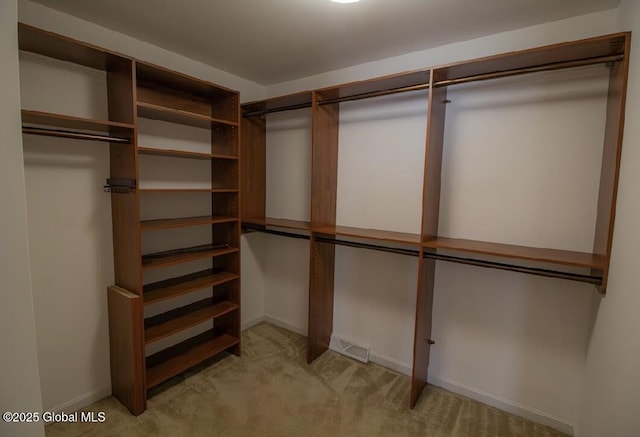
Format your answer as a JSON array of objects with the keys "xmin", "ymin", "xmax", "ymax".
[
  {"xmin": 244, "ymin": 320, "xmax": 576, "ymax": 436},
  {"xmin": 49, "ymin": 385, "xmax": 111, "ymax": 414},
  {"xmin": 262, "ymin": 315, "xmax": 307, "ymax": 336},
  {"xmin": 242, "ymin": 315, "xmax": 266, "ymax": 331},
  {"xmin": 426, "ymin": 375, "xmax": 575, "ymax": 436}
]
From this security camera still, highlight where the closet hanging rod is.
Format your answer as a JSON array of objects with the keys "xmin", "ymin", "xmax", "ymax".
[
  {"xmin": 242, "ymin": 102, "xmax": 313, "ymax": 118},
  {"xmin": 314, "ymin": 236, "xmax": 420, "ymax": 257},
  {"xmin": 422, "ymin": 251, "xmax": 603, "ymax": 284},
  {"xmin": 242, "ymin": 223, "xmax": 311, "ymax": 240},
  {"xmin": 22, "ymin": 126, "xmax": 131, "ymax": 144},
  {"xmin": 317, "ymin": 82, "xmax": 431, "ymax": 106},
  {"xmin": 433, "ymin": 54, "xmax": 624, "ymax": 88}
]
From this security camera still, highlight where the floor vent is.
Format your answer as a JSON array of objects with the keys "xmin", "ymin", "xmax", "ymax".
[{"xmin": 330, "ymin": 336, "xmax": 370, "ymax": 363}]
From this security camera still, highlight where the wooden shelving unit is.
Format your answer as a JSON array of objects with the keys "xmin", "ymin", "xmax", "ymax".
[
  {"xmin": 241, "ymin": 91, "xmax": 314, "ymax": 236},
  {"xmin": 241, "ymin": 32, "xmax": 631, "ymax": 410},
  {"xmin": 18, "ymin": 24, "xmax": 242, "ymax": 416}
]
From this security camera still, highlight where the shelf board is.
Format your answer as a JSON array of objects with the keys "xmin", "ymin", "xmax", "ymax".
[
  {"xmin": 21, "ymin": 110, "xmax": 134, "ymax": 133},
  {"xmin": 434, "ymin": 32, "xmax": 629, "ymax": 85},
  {"xmin": 423, "ymin": 237, "xmax": 604, "ymax": 269},
  {"xmin": 146, "ymin": 331, "xmax": 239, "ymax": 389},
  {"xmin": 141, "ymin": 215, "xmax": 237, "ymax": 231},
  {"xmin": 315, "ymin": 69, "xmax": 431, "ymax": 104},
  {"xmin": 313, "ymin": 225, "xmax": 421, "ymax": 246},
  {"xmin": 139, "ymin": 188, "xmax": 238, "ymax": 193},
  {"xmin": 242, "ymin": 91, "xmax": 313, "ymax": 116},
  {"xmin": 137, "ymin": 146, "xmax": 237, "ymax": 160},
  {"xmin": 144, "ymin": 269, "xmax": 239, "ymax": 306},
  {"xmin": 142, "ymin": 246, "xmax": 239, "ymax": 270},
  {"xmin": 242, "ymin": 217, "xmax": 311, "ymax": 231},
  {"xmin": 18, "ymin": 23, "xmax": 128, "ymax": 71},
  {"xmin": 137, "ymin": 102, "xmax": 237, "ymax": 129},
  {"xmin": 145, "ymin": 299, "xmax": 239, "ymax": 345}
]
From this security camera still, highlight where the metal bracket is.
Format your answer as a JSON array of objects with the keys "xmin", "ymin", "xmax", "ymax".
[{"xmin": 104, "ymin": 178, "xmax": 136, "ymax": 194}]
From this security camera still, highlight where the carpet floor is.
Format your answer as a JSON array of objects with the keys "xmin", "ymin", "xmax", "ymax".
[{"xmin": 46, "ymin": 323, "xmax": 568, "ymax": 437}]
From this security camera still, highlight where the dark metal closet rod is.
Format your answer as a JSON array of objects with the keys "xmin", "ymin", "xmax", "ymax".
[
  {"xmin": 313, "ymin": 235, "xmax": 601, "ymax": 284},
  {"xmin": 242, "ymin": 102, "xmax": 313, "ymax": 118},
  {"xmin": 423, "ymin": 251, "xmax": 603, "ymax": 285},
  {"xmin": 22, "ymin": 126, "xmax": 131, "ymax": 144},
  {"xmin": 433, "ymin": 54, "xmax": 624, "ymax": 88},
  {"xmin": 242, "ymin": 223, "xmax": 311, "ymax": 240},
  {"xmin": 317, "ymin": 83, "xmax": 431, "ymax": 106},
  {"xmin": 314, "ymin": 236, "xmax": 420, "ymax": 257}
]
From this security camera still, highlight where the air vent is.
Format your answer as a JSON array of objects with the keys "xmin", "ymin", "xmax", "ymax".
[{"xmin": 330, "ymin": 335, "xmax": 370, "ymax": 363}]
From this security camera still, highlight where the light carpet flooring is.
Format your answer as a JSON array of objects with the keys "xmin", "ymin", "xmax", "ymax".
[{"xmin": 46, "ymin": 323, "xmax": 568, "ymax": 437}]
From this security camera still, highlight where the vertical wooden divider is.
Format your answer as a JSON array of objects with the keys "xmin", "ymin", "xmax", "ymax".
[
  {"xmin": 240, "ymin": 115, "xmax": 266, "ymax": 220},
  {"xmin": 308, "ymin": 92, "xmax": 339, "ymax": 363},
  {"xmin": 107, "ymin": 59, "xmax": 146, "ymax": 414},
  {"xmin": 592, "ymin": 34, "xmax": 631, "ymax": 294},
  {"xmin": 410, "ymin": 72, "xmax": 446, "ymax": 408}
]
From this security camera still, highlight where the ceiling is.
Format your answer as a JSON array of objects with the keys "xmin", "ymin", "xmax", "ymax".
[{"xmin": 31, "ymin": 0, "xmax": 621, "ymax": 85}]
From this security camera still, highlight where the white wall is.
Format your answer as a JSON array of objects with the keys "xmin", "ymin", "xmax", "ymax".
[
  {"xmin": 259, "ymin": 9, "xmax": 621, "ymax": 434},
  {"xmin": 0, "ymin": 0, "xmax": 45, "ymax": 436},
  {"xmin": 576, "ymin": 2, "xmax": 640, "ymax": 436},
  {"xmin": 16, "ymin": 0, "xmax": 268, "ymax": 413}
]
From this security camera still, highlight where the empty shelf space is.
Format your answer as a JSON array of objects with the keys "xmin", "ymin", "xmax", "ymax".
[
  {"xmin": 145, "ymin": 299, "xmax": 239, "ymax": 345},
  {"xmin": 314, "ymin": 225, "xmax": 421, "ymax": 246},
  {"xmin": 141, "ymin": 215, "xmax": 237, "ymax": 231},
  {"xmin": 139, "ymin": 188, "xmax": 239, "ymax": 194},
  {"xmin": 137, "ymin": 102, "xmax": 237, "ymax": 129},
  {"xmin": 142, "ymin": 245, "xmax": 238, "ymax": 270},
  {"xmin": 423, "ymin": 237, "xmax": 604, "ymax": 269},
  {"xmin": 137, "ymin": 146, "xmax": 237, "ymax": 160},
  {"xmin": 146, "ymin": 331, "xmax": 239, "ymax": 389},
  {"xmin": 243, "ymin": 217, "xmax": 311, "ymax": 231},
  {"xmin": 21, "ymin": 109, "xmax": 134, "ymax": 132},
  {"xmin": 144, "ymin": 269, "xmax": 239, "ymax": 306}
]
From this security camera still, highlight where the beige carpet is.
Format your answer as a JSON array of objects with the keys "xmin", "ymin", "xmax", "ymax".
[{"xmin": 46, "ymin": 323, "xmax": 568, "ymax": 437}]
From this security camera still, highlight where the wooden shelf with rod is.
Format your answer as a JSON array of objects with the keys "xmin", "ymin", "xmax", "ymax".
[
  {"xmin": 19, "ymin": 22, "xmax": 242, "ymax": 417},
  {"xmin": 423, "ymin": 237, "xmax": 604, "ymax": 270},
  {"xmin": 242, "ymin": 217, "xmax": 311, "ymax": 231},
  {"xmin": 144, "ymin": 269, "xmax": 239, "ymax": 306},
  {"xmin": 145, "ymin": 331, "xmax": 240, "ymax": 389},
  {"xmin": 313, "ymin": 225, "xmax": 421, "ymax": 247}
]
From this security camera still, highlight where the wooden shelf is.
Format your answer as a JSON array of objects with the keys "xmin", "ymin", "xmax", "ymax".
[
  {"xmin": 423, "ymin": 237, "xmax": 604, "ymax": 269},
  {"xmin": 21, "ymin": 109, "xmax": 134, "ymax": 133},
  {"xmin": 141, "ymin": 215, "xmax": 237, "ymax": 231},
  {"xmin": 138, "ymin": 146, "xmax": 237, "ymax": 160},
  {"xmin": 433, "ymin": 33, "xmax": 628, "ymax": 85},
  {"xmin": 139, "ymin": 188, "xmax": 239, "ymax": 194},
  {"xmin": 315, "ymin": 69, "xmax": 431, "ymax": 104},
  {"xmin": 137, "ymin": 102, "xmax": 237, "ymax": 129},
  {"xmin": 314, "ymin": 225, "xmax": 421, "ymax": 246},
  {"xmin": 136, "ymin": 61, "xmax": 237, "ymax": 100},
  {"xmin": 18, "ymin": 23, "xmax": 128, "ymax": 71},
  {"xmin": 145, "ymin": 299, "xmax": 239, "ymax": 345},
  {"xmin": 242, "ymin": 91, "xmax": 313, "ymax": 117},
  {"xmin": 146, "ymin": 331, "xmax": 239, "ymax": 389},
  {"xmin": 142, "ymin": 246, "xmax": 239, "ymax": 270},
  {"xmin": 144, "ymin": 269, "xmax": 239, "ymax": 306},
  {"xmin": 243, "ymin": 217, "xmax": 311, "ymax": 231}
]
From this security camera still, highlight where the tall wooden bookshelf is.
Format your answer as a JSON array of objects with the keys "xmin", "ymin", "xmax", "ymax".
[{"xmin": 18, "ymin": 24, "xmax": 241, "ymax": 415}]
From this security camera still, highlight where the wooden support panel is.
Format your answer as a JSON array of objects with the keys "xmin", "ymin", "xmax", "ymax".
[
  {"xmin": 410, "ymin": 258, "xmax": 436, "ymax": 408},
  {"xmin": 107, "ymin": 286, "xmax": 145, "ymax": 415},
  {"xmin": 240, "ymin": 116, "xmax": 266, "ymax": 220},
  {"xmin": 307, "ymin": 237, "xmax": 336, "ymax": 363}
]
